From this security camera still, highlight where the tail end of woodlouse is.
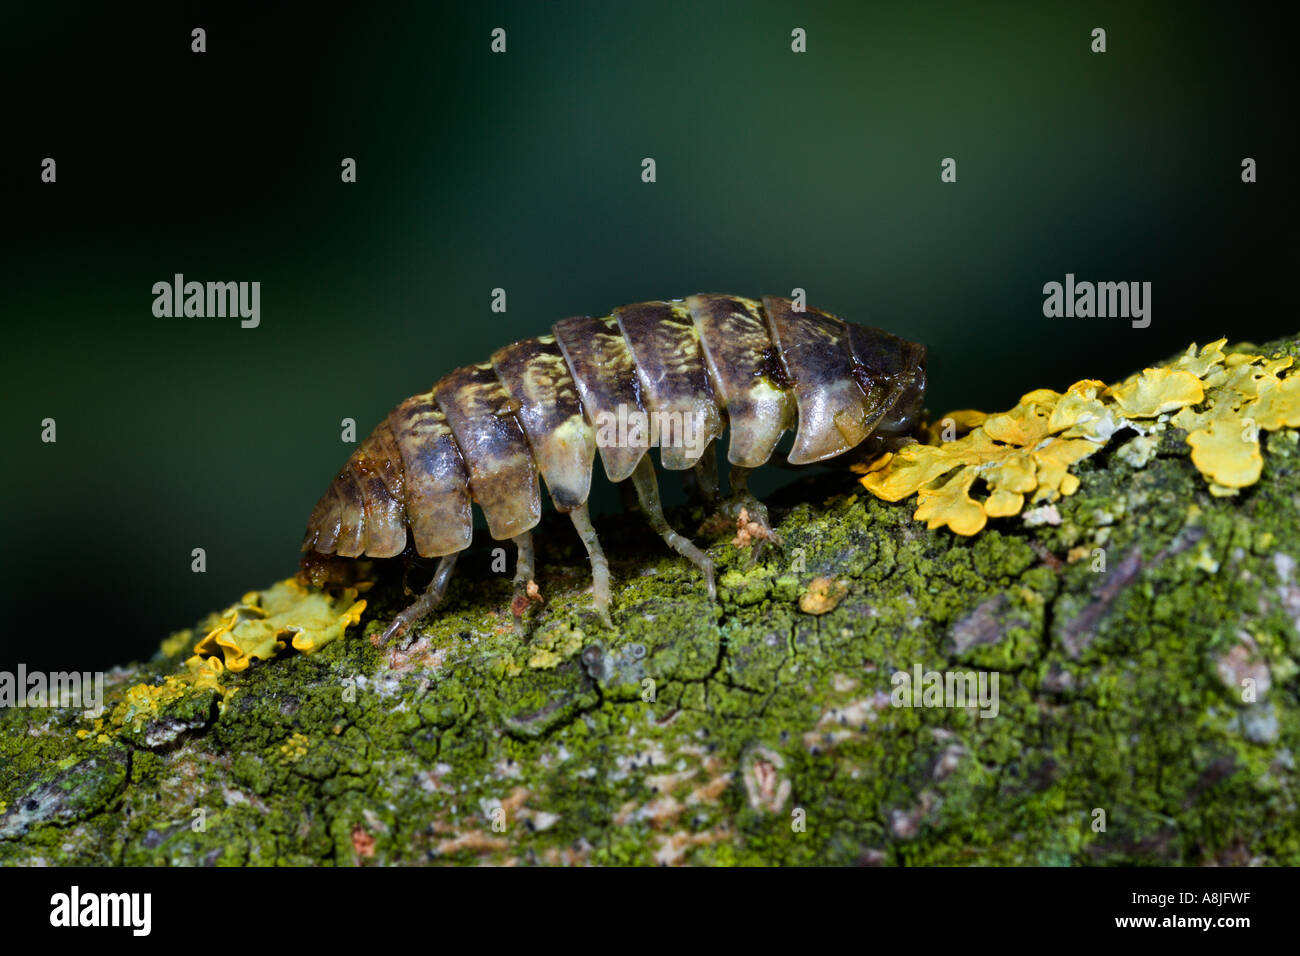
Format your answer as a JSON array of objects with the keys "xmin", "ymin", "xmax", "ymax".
[{"xmin": 297, "ymin": 550, "xmax": 366, "ymax": 590}]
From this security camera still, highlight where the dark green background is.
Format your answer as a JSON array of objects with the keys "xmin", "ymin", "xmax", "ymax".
[{"xmin": 3, "ymin": 1, "xmax": 1294, "ymax": 670}]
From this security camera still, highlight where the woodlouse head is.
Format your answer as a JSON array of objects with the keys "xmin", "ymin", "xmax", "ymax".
[{"xmin": 840, "ymin": 322, "xmax": 928, "ymax": 466}]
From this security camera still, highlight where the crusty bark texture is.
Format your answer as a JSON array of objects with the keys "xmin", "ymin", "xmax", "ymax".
[{"xmin": 2, "ymin": 333, "xmax": 1298, "ymax": 866}]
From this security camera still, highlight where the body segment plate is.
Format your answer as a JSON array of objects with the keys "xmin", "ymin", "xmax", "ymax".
[
  {"xmin": 434, "ymin": 365, "xmax": 542, "ymax": 541},
  {"xmin": 491, "ymin": 335, "xmax": 597, "ymax": 512},
  {"xmin": 613, "ymin": 300, "xmax": 724, "ymax": 470},
  {"xmin": 688, "ymin": 293, "xmax": 796, "ymax": 467},
  {"xmin": 762, "ymin": 296, "xmax": 887, "ymax": 464},
  {"xmin": 553, "ymin": 314, "xmax": 650, "ymax": 482},
  {"xmin": 386, "ymin": 393, "xmax": 474, "ymax": 556}
]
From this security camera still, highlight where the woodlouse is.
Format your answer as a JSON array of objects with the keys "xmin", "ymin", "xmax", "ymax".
[{"xmin": 299, "ymin": 294, "xmax": 927, "ymax": 641}]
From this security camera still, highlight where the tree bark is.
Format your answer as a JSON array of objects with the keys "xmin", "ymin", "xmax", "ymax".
[{"xmin": 3, "ymin": 334, "xmax": 1298, "ymax": 865}]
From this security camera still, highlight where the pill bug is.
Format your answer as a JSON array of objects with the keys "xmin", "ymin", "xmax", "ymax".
[{"xmin": 299, "ymin": 294, "xmax": 927, "ymax": 641}]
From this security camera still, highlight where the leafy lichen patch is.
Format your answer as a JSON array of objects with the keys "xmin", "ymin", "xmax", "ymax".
[
  {"xmin": 859, "ymin": 338, "xmax": 1300, "ymax": 533},
  {"xmin": 191, "ymin": 578, "xmax": 368, "ymax": 672}
]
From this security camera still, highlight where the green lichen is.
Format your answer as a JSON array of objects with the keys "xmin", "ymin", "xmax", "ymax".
[{"xmin": 1, "ymin": 334, "xmax": 1298, "ymax": 865}]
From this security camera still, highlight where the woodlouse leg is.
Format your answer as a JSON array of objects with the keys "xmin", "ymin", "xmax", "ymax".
[
  {"xmin": 510, "ymin": 531, "xmax": 539, "ymax": 635},
  {"xmin": 569, "ymin": 503, "xmax": 613, "ymax": 627},
  {"xmin": 686, "ymin": 441, "xmax": 722, "ymax": 511},
  {"xmin": 382, "ymin": 552, "xmax": 458, "ymax": 645},
  {"xmin": 618, "ymin": 479, "xmax": 639, "ymax": 513},
  {"xmin": 723, "ymin": 465, "xmax": 781, "ymax": 566},
  {"xmin": 630, "ymin": 456, "xmax": 716, "ymax": 600},
  {"xmin": 400, "ymin": 557, "xmax": 423, "ymax": 598}
]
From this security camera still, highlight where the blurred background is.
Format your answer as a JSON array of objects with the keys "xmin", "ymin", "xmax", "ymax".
[{"xmin": 2, "ymin": 1, "xmax": 1295, "ymax": 670}]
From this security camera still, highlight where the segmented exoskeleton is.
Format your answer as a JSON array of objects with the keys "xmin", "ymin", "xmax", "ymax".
[{"xmin": 299, "ymin": 294, "xmax": 927, "ymax": 641}]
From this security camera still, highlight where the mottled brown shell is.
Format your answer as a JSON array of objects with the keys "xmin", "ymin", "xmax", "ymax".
[{"xmin": 300, "ymin": 294, "xmax": 927, "ymax": 561}]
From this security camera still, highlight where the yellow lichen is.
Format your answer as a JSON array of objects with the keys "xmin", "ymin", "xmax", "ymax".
[
  {"xmin": 526, "ymin": 625, "xmax": 585, "ymax": 670},
  {"xmin": 912, "ymin": 467, "xmax": 988, "ymax": 535},
  {"xmin": 491, "ymin": 656, "xmax": 524, "ymax": 679},
  {"xmin": 183, "ymin": 654, "xmax": 227, "ymax": 697},
  {"xmin": 863, "ymin": 390, "xmax": 1108, "ymax": 536},
  {"xmin": 73, "ymin": 577, "xmax": 366, "ymax": 744},
  {"xmin": 1186, "ymin": 412, "xmax": 1262, "ymax": 489},
  {"xmin": 107, "ymin": 676, "xmax": 189, "ymax": 732},
  {"xmin": 859, "ymin": 337, "xmax": 1299, "ymax": 534},
  {"xmin": 159, "ymin": 628, "xmax": 194, "ymax": 658},
  {"xmin": 1105, "ymin": 368, "xmax": 1203, "ymax": 417},
  {"xmin": 1169, "ymin": 338, "xmax": 1229, "ymax": 378},
  {"xmin": 923, "ymin": 409, "xmax": 989, "ymax": 445},
  {"xmin": 799, "ymin": 576, "xmax": 849, "ymax": 615},
  {"xmin": 1244, "ymin": 375, "xmax": 1300, "ymax": 430},
  {"xmin": 280, "ymin": 732, "xmax": 309, "ymax": 762},
  {"xmin": 191, "ymin": 578, "xmax": 367, "ymax": 672}
]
